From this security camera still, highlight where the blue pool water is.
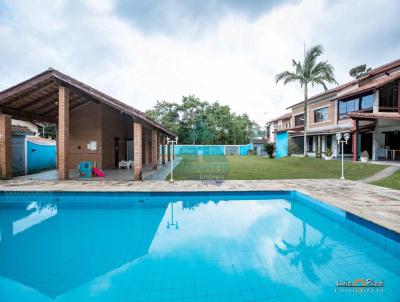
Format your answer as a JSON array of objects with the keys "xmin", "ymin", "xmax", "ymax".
[{"xmin": 0, "ymin": 191, "xmax": 399, "ymax": 302}]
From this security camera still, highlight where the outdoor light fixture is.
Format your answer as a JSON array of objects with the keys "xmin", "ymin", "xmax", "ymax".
[
  {"xmin": 336, "ymin": 132, "xmax": 350, "ymax": 180},
  {"xmin": 166, "ymin": 136, "xmax": 178, "ymax": 183},
  {"xmin": 166, "ymin": 202, "xmax": 179, "ymax": 230}
]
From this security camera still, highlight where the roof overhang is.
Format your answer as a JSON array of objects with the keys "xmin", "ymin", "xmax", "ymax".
[
  {"xmin": 348, "ymin": 112, "xmax": 400, "ymax": 121},
  {"xmin": 0, "ymin": 69, "xmax": 176, "ymax": 137}
]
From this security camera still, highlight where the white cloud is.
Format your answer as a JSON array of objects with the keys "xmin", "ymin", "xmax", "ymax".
[{"xmin": 0, "ymin": 0, "xmax": 399, "ymax": 126}]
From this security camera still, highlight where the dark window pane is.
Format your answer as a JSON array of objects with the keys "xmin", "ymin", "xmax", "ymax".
[
  {"xmin": 295, "ymin": 114, "xmax": 304, "ymax": 126},
  {"xmin": 379, "ymin": 81, "xmax": 398, "ymax": 112}
]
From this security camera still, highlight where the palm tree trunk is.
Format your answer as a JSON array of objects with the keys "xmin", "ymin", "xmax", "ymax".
[{"xmin": 303, "ymin": 84, "xmax": 308, "ymax": 156}]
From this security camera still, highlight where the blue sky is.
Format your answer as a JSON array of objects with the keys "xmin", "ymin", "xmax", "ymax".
[{"xmin": 0, "ymin": 0, "xmax": 399, "ymax": 124}]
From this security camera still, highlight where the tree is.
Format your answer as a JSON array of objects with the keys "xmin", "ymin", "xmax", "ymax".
[
  {"xmin": 349, "ymin": 64, "xmax": 371, "ymax": 79},
  {"xmin": 275, "ymin": 45, "xmax": 338, "ymax": 155},
  {"xmin": 146, "ymin": 95, "xmax": 259, "ymax": 145}
]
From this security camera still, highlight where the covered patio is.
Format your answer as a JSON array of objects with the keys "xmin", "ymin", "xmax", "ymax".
[
  {"xmin": 0, "ymin": 68, "xmax": 176, "ymax": 180},
  {"xmin": 350, "ymin": 112, "xmax": 400, "ymax": 161}
]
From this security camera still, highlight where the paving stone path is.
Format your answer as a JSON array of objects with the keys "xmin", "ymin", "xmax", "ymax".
[{"xmin": 360, "ymin": 165, "xmax": 400, "ymax": 183}]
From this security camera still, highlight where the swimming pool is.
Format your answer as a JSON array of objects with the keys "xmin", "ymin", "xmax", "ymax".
[{"xmin": 0, "ymin": 191, "xmax": 399, "ymax": 301}]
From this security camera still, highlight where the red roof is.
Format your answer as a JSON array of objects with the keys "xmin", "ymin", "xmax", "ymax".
[
  {"xmin": 267, "ymin": 112, "xmax": 292, "ymax": 123},
  {"xmin": 285, "ymin": 58, "xmax": 400, "ymax": 109},
  {"xmin": 337, "ymin": 72, "xmax": 400, "ymax": 100},
  {"xmin": 348, "ymin": 112, "xmax": 400, "ymax": 120}
]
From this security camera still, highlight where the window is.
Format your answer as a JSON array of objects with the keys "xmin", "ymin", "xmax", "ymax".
[
  {"xmin": 294, "ymin": 114, "xmax": 304, "ymax": 126},
  {"xmin": 338, "ymin": 93, "xmax": 374, "ymax": 118},
  {"xmin": 379, "ymin": 81, "xmax": 398, "ymax": 112},
  {"xmin": 361, "ymin": 94, "xmax": 374, "ymax": 109},
  {"xmin": 314, "ymin": 107, "xmax": 328, "ymax": 123}
]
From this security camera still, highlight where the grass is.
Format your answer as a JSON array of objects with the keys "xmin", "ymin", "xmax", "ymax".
[
  {"xmin": 170, "ymin": 155, "xmax": 386, "ymax": 181},
  {"xmin": 371, "ymin": 171, "xmax": 400, "ymax": 190}
]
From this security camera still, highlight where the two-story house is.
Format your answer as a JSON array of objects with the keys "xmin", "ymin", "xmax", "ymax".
[{"xmin": 271, "ymin": 59, "xmax": 400, "ymax": 161}]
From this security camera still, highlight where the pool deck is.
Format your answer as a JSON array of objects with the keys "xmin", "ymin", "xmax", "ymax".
[{"xmin": 0, "ymin": 179, "xmax": 399, "ymax": 234}]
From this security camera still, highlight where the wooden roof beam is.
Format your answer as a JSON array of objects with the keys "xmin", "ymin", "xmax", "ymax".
[
  {"xmin": 15, "ymin": 90, "xmax": 58, "ymax": 111},
  {"xmin": 0, "ymin": 79, "xmax": 56, "ymax": 106},
  {"xmin": 0, "ymin": 105, "xmax": 56, "ymax": 123}
]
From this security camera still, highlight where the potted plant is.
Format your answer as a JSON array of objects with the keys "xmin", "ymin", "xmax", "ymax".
[
  {"xmin": 324, "ymin": 147, "xmax": 333, "ymax": 160},
  {"xmin": 360, "ymin": 150, "xmax": 369, "ymax": 162},
  {"xmin": 264, "ymin": 142, "xmax": 276, "ymax": 158}
]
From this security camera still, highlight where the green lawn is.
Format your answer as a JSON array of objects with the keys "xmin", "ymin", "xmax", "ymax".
[
  {"xmin": 371, "ymin": 171, "xmax": 400, "ymax": 190},
  {"xmin": 170, "ymin": 155, "xmax": 386, "ymax": 181}
]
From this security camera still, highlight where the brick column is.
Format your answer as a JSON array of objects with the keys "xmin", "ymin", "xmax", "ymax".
[
  {"xmin": 161, "ymin": 135, "xmax": 166, "ymax": 165},
  {"xmin": 167, "ymin": 139, "xmax": 171, "ymax": 162},
  {"xmin": 58, "ymin": 86, "xmax": 69, "ymax": 180},
  {"xmin": 157, "ymin": 132, "xmax": 160, "ymax": 163},
  {"xmin": 55, "ymin": 124, "xmax": 59, "ymax": 169},
  {"xmin": 0, "ymin": 114, "xmax": 12, "ymax": 179},
  {"xmin": 151, "ymin": 129, "xmax": 157, "ymax": 170},
  {"xmin": 133, "ymin": 122, "xmax": 143, "ymax": 180}
]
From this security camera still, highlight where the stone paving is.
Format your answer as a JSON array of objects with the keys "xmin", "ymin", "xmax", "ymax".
[
  {"xmin": 1, "ymin": 178, "xmax": 399, "ymax": 234},
  {"xmin": 360, "ymin": 165, "xmax": 400, "ymax": 183},
  {"xmin": 14, "ymin": 158, "xmax": 181, "ymax": 181}
]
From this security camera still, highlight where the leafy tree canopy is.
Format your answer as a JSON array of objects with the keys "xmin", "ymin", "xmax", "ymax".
[
  {"xmin": 146, "ymin": 95, "xmax": 260, "ymax": 145},
  {"xmin": 349, "ymin": 64, "xmax": 371, "ymax": 79}
]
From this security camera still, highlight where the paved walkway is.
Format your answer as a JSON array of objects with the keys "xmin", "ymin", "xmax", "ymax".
[
  {"xmin": 15, "ymin": 158, "xmax": 181, "ymax": 181},
  {"xmin": 1, "ymin": 179, "xmax": 399, "ymax": 234},
  {"xmin": 360, "ymin": 165, "xmax": 400, "ymax": 183}
]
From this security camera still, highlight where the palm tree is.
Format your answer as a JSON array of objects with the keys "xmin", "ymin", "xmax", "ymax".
[{"xmin": 275, "ymin": 45, "xmax": 338, "ymax": 155}]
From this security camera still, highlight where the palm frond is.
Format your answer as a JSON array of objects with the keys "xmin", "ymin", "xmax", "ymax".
[{"xmin": 275, "ymin": 71, "xmax": 302, "ymax": 84}]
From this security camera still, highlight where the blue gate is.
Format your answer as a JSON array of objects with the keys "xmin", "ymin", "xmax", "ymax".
[
  {"xmin": 27, "ymin": 140, "xmax": 56, "ymax": 174},
  {"xmin": 276, "ymin": 131, "xmax": 288, "ymax": 159}
]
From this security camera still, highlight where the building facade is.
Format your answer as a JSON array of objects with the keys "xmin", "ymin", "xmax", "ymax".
[
  {"xmin": 270, "ymin": 59, "xmax": 400, "ymax": 161},
  {"xmin": 0, "ymin": 68, "xmax": 175, "ymax": 180}
]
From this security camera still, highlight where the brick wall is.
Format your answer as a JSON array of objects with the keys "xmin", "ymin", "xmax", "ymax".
[
  {"xmin": 307, "ymin": 99, "xmax": 336, "ymax": 129},
  {"xmin": 0, "ymin": 114, "xmax": 12, "ymax": 179},
  {"xmin": 69, "ymin": 102, "xmax": 102, "ymax": 169},
  {"xmin": 101, "ymin": 104, "xmax": 132, "ymax": 169}
]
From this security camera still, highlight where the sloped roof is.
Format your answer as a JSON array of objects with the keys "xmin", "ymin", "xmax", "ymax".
[
  {"xmin": 267, "ymin": 112, "xmax": 292, "ymax": 123},
  {"xmin": 348, "ymin": 112, "xmax": 400, "ymax": 121},
  {"xmin": 286, "ymin": 58, "xmax": 400, "ymax": 109},
  {"xmin": 337, "ymin": 72, "xmax": 400, "ymax": 100},
  {"xmin": 0, "ymin": 68, "xmax": 175, "ymax": 137}
]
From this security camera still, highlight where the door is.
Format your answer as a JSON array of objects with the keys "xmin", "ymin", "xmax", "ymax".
[
  {"xmin": 114, "ymin": 137, "xmax": 120, "ymax": 168},
  {"xmin": 12, "ymin": 136, "xmax": 25, "ymax": 176},
  {"xmin": 361, "ymin": 132, "xmax": 373, "ymax": 158}
]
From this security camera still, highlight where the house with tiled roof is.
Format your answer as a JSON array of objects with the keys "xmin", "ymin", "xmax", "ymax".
[{"xmin": 270, "ymin": 59, "xmax": 400, "ymax": 161}]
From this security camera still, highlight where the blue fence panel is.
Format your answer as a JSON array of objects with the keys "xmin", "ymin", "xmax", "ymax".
[
  {"xmin": 276, "ymin": 131, "xmax": 289, "ymax": 159},
  {"xmin": 27, "ymin": 141, "xmax": 56, "ymax": 173},
  {"xmin": 164, "ymin": 144, "xmax": 253, "ymax": 156},
  {"xmin": 239, "ymin": 144, "xmax": 253, "ymax": 155}
]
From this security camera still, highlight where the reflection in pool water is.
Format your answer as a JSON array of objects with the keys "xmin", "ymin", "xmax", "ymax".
[{"xmin": 0, "ymin": 192, "xmax": 399, "ymax": 302}]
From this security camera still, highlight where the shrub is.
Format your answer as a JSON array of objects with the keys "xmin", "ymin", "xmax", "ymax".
[
  {"xmin": 290, "ymin": 143, "xmax": 300, "ymax": 155},
  {"xmin": 264, "ymin": 142, "xmax": 276, "ymax": 158},
  {"xmin": 325, "ymin": 147, "xmax": 333, "ymax": 157}
]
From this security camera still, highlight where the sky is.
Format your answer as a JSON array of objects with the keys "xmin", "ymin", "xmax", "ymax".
[{"xmin": 0, "ymin": 0, "xmax": 399, "ymax": 126}]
